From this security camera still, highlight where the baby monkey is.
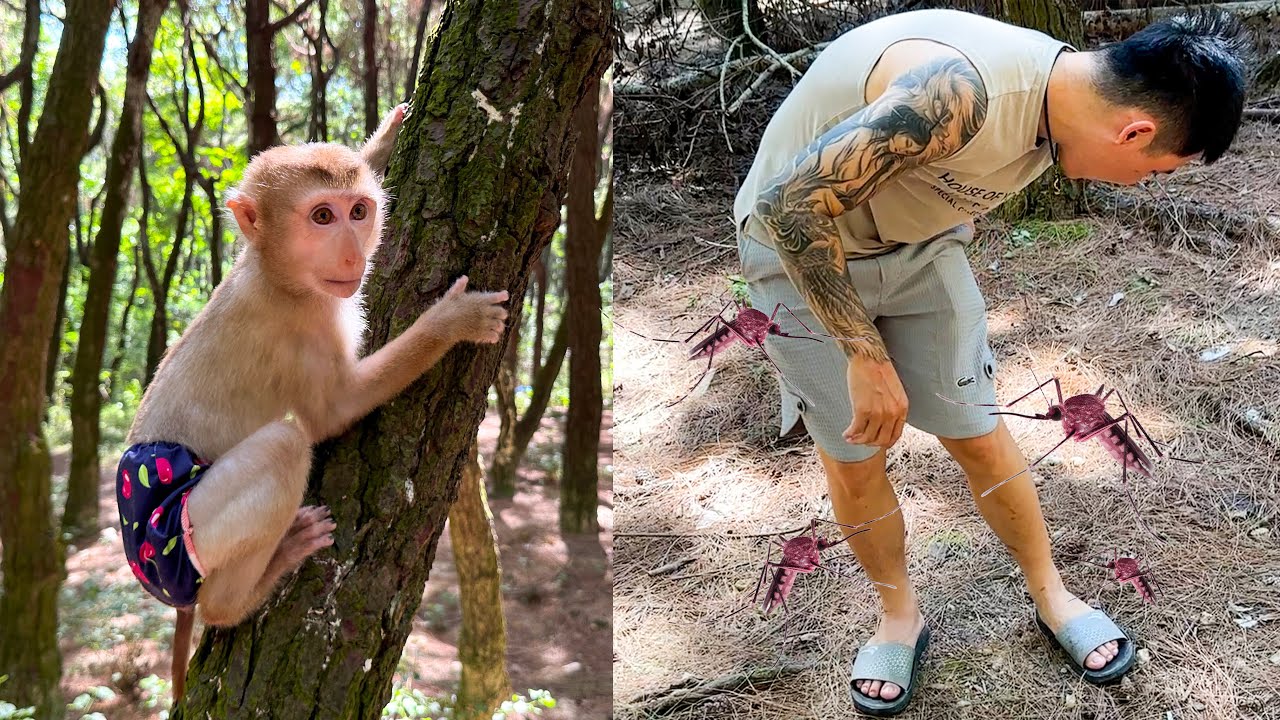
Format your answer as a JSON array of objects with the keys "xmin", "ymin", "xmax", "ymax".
[{"xmin": 115, "ymin": 104, "xmax": 509, "ymax": 697}]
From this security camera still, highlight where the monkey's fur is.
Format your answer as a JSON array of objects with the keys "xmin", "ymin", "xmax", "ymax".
[{"xmin": 124, "ymin": 105, "xmax": 509, "ymax": 699}]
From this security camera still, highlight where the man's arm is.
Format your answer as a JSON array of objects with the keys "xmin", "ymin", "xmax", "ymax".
[{"xmin": 754, "ymin": 55, "xmax": 988, "ymax": 361}]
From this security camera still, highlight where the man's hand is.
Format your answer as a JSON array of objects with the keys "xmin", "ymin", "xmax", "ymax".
[{"xmin": 844, "ymin": 356, "xmax": 909, "ymax": 448}]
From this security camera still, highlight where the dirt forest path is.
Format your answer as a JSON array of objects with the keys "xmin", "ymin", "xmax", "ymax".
[
  {"xmin": 612, "ymin": 118, "xmax": 1279, "ymax": 720},
  {"xmin": 51, "ymin": 409, "xmax": 613, "ymax": 720}
]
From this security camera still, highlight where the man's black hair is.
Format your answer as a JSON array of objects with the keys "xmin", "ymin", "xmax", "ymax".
[{"xmin": 1094, "ymin": 8, "xmax": 1252, "ymax": 163}]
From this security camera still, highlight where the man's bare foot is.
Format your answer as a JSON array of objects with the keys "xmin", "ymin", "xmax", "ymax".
[
  {"xmin": 853, "ymin": 610, "xmax": 926, "ymax": 701},
  {"xmin": 1036, "ymin": 588, "xmax": 1120, "ymax": 669},
  {"xmin": 267, "ymin": 505, "xmax": 335, "ymax": 577}
]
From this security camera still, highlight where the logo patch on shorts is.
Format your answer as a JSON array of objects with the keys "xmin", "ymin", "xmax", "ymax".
[{"xmin": 956, "ymin": 375, "xmax": 976, "ymax": 387}]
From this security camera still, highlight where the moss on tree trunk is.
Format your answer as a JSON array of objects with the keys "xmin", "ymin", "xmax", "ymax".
[
  {"xmin": 449, "ymin": 441, "xmax": 510, "ymax": 719},
  {"xmin": 0, "ymin": 1, "xmax": 115, "ymax": 717},
  {"xmin": 172, "ymin": 1, "xmax": 613, "ymax": 716}
]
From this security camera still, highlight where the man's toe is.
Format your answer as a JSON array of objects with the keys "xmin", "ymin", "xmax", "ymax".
[
  {"xmin": 879, "ymin": 682, "xmax": 901, "ymax": 701},
  {"xmin": 869, "ymin": 680, "xmax": 883, "ymax": 698},
  {"xmin": 1085, "ymin": 650, "xmax": 1106, "ymax": 669}
]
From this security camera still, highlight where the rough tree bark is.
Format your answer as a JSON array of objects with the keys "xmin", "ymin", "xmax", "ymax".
[
  {"xmin": 0, "ymin": 2, "xmax": 115, "ymax": 716},
  {"xmin": 448, "ymin": 440, "xmax": 511, "ymax": 719},
  {"xmin": 561, "ymin": 72, "xmax": 608, "ymax": 535},
  {"xmin": 363, "ymin": 0, "xmax": 380, "ymax": 134},
  {"xmin": 65, "ymin": 0, "xmax": 170, "ymax": 546},
  {"xmin": 173, "ymin": 1, "xmax": 612, "ymax": 716}
]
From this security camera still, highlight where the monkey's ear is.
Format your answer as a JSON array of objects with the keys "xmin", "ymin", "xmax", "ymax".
[{"xmin": 226, "ymin": 191, "xmax": 260, "ymax": 244}]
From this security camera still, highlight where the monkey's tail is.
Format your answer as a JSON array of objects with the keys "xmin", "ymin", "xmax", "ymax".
[{"xmin": 172, "ymin": 607, "xmax": 196, "ymax": 703}]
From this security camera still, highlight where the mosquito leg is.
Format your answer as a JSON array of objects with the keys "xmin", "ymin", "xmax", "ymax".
[
  {"xmin": 934, "ymin": 375, "xmax": 1061, "ymax": 410},
  {"xmin": 815, "ymin": 503, "xmax": 905, "ymax": 535},
  {"xmin": 757, "ymin": 345, "xmax": 819, "ymax": 409},
  {"xmin": 603, "ymin": 311, "xmax": 688, "ymax": 344},
  {"xmin": 665, "ymin": 340, "xmax": 719, "ymax": 408},
  {"xmin": 1110, "ymin": 389, "xmax": 1201, "ymax": 463},
  {"xmin": 980, "ymin": 430, "xmax": 1077, "ymax": 498},
  {"xmin": 1118, "ymin": 418, "xmax": 1164, "ymax": 544},
  {"xmin": 1076, "ymin": 413, "xmax": 1131, "ymax": 442}
]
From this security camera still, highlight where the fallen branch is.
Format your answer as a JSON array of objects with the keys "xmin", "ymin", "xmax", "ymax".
[
  {"xmin": 627, "ymin": 662, "xmax": 815, "ymax": 715},
  {"xmin": 618, "ymin": 41, "xmax": 830, "ymax": 97},
  {"xmin": 1083, "ymin": 1, "xmax": 1280, "ymax": 41},
  {"xmin": 1090, "ymin": 187, "xmax": 1280, "ymax": 244},
  {"xmin": 742, "ymin": 0, "xmax": 799, "ymax": 79},
  {"xmin": 1244, "ymin": 108, "xmax": 1280, "ymax": 121}
]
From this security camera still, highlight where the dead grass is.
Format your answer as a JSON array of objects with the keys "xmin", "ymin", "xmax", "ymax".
[{"xmin": 613, "ymin": 122, "xmax": 1280, "ymax": 719}]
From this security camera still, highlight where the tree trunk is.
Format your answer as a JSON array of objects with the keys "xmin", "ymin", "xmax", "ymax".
[
  {"xmin": 142, "ymin": 174, "xmax": 193, "ymax": 386},
  {"xmin": 405, "ymin": 0, "xmax": 436, "ymax": 100},
  {"xmin": 173, "ymin": 1, "xmax": 612, "ymax": 716},
  {"xmin": 992, "ymin": 0, "xmax": 1088, "ymax": 221},
  {"xmin": 246, "ymin": 0, "xmax": 282, "ymax": 154},
  {"xmin": 202, "ymin": 175, "xmax": 224, "ymax": 288},
  {"xmin": 0, "ymin": 2, "xmax": 114, "ymax": 716},
  {"xmin": 15, "ymin": 0, "xmax": 40, "ymax": 170},
  {"xmin": 695, "ymin": 0, "xmax": 767, "ymax": 45},
  {"xmin": 532, "ymin": 249, "xmax": 548, "ymax": 372},
  {"xmin": 560, "ymin": 73, "xmax": 607, "ymax": 535},
  {"xmin": 448, "ymin": 440, "xmax": 511, "ymax": 719},
  {"xmin": 489, "ymin": 319, "xmax": 521, "ymax": 498},
  {"xmin": 43, "ymin": 246, "xmax": 71, "ymax": 407},
  {"xmin": 490, "ymin": 315, "xmax": 568, "ymax": 489},
  {"xmin": 363, "ymin": 0, "xmax": 380, "ymax": 135},
  {"xmin": 65, "ymin": 0, "xmax": 169, "ymax": 547}
]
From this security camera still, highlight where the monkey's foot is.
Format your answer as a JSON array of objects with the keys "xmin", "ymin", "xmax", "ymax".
[
  {"xmin": 269, "ymin": 505, "xmax": 336, "ymax": 576},
  {"xmin": 1036, "ymin": 589, "xmax": 1120, "ymax": 670}
]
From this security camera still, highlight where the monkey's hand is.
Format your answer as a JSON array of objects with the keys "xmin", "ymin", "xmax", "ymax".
[
  {"xmin": 360, "ymin": 103, "xmax": 411, "ymax": 174},
  {"xmin": 420, "ymin": 276, "xmax": 510, "ymax": 345}
]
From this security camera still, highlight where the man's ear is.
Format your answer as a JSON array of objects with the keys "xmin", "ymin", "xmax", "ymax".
[
  {"xmin": 1116, "ymin": 120, "xmax": 1156, "ymax": 147},
  {"xmin": 226, "ymin": 191, "xmax": 260, "ymax": 244}
]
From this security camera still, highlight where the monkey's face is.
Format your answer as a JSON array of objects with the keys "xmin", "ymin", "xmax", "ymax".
[{"xmin": 290, "ymin": 189, "xmax": 383, "ymax": 299}]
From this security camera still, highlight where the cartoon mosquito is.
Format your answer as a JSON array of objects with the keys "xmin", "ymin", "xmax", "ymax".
[
  {"xmin": 726, "ymin": 506, "xmax": 902, "ymax": 621},
  {"xmin": 615, "ymin": 301, "xmax": 873, "ymax": 406},
  {"xmin": 1084, "ymin": 549, "xmax": 1159, "ymax": 604},
  {"xmin": 938, "ymin": 376, "xmax": 1199, "ymax": 543}
]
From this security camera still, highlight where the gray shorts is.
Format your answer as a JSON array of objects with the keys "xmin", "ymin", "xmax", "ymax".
[{"xmin": 737, "ymin": 222, "xmax": 999, "ymax": 463}]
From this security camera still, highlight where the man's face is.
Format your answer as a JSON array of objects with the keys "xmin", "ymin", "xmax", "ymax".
[{"xmin": 1058, "ymin": 116, "xmax": 1197, "ymax": 185}]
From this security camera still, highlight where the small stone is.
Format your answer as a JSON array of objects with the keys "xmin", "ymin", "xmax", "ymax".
[
  {"xmin": 1071, "ymin": 456, "xmax": 1085, "ymax": 466},
  {"xmin": 100, "ymin": 526, "xmax": 118, "ymax": 543},
  {"xmin": 1190, "ymin": 702, "xmax": 1205, "ymax": 711},
  {"xmin": 1121, "ymin": 676, "xmax": 1134, "ymax": 691},
  {"xmin": 1199, "ymin": 611, "xmax": 1216, "ymax": 626},
  {"xmin": 562, "ymin": 661, "xmax": 582, "ymax": 674},
  {"xmin": 1250, "ymin": 527, "xmax": 1270, "ymax": 539},
  {"xmin": 1108, "ymin": 292, "xmax": 1125, "ymax": 308},
  {"xmin": 1064, "ymin": 693, "xmax": 1077, "ymax": 709},
  {"xmin": 988, "ymin": 260, "xmax": 1000, "ymax": 272},
  {"xmin": 1271, "ymin": 652, "xmax": 1280, "ymax": 666},
  {"xmin": 1199, "ymin": 345, "xmax": 1232, "ymax": 362},
  {"xmin": 1137, "ymin": 648, "xmax": 1152, "ymax": 664},
  {"xmin": 1234, "ymin": 657, "xmax": 1248, "ymax": 669},
  {"xmin": 957, "ymin": 699, "xmax": 972, "ymax": 708}
]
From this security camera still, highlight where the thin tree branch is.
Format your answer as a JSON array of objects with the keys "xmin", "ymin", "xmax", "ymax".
[{"xmin": 266, "ymin": 0, "xmax": 317, "ymax": 34}]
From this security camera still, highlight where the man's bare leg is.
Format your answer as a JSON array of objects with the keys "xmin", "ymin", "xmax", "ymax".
[
  {"xmin": 938, "ymin": 419, "xmax": 1119, "ymax": 669},
  {"xmin": 819, "ymin": 447, "xmax": 924, "ymax": 702}
]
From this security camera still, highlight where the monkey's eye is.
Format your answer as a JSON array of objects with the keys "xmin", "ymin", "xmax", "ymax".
[
  {"xmin": 311, "ymin": 207, "xmax": 335, "ymax": 225},
  {"xmin": 351, "ymin": 202, "xmax": 368, "ymax": 221}
]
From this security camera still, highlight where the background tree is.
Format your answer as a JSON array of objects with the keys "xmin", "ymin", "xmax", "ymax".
[
  {"xmin": 448, "ymin": 439, "xmax": 510, "ymax": 719},
  {"xmin": 0, "ymin": 2, "xmax": 116, "ymax": 716},
  {"xmin": 64, "ymin": 0, "xmax": 170, "ymax": 545},
  {"xmin": 561, "ymin": 69, "xmax": 612, "ymax": 534},
  {"xmin": 174, "ymin": 0, "xmax": 612, "ymax": 716}
]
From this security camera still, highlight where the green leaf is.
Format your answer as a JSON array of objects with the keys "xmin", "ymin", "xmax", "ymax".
[
  {"xmin": 138, "ymin": 465, "xmax": 151, "ymax": 488},
  {"xmin": 132, "ymin": 522, "xmax": 138, "ymax": 531},
  {"xmin": 163, "ymin": 537, "xmax": 179, "ymax": 555}
]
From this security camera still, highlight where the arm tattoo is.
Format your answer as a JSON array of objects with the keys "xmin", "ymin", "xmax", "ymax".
[{"xmin": 755, "ymin": 56, "xmax": 987, "ymax": 361}]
